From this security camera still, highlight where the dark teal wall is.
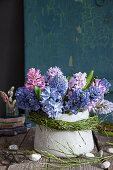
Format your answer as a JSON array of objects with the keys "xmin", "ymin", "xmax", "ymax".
[
  {"xmin": 24, "ymin": 0, "xmax": 113, "ymax": 78},
  {"xmin": 24, "ymin": 0, "xmax": 113, "ymax": 89},
  {"xmin": 24, "ymin": 0, "xmax": 113, "ymax": 122}
]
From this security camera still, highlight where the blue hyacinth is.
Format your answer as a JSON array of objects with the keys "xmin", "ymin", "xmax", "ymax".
[
  {"xmin": 15, "ymin": 87, "xmax": 40, "ymax": 111},
  {"xmin": 40, "ymin": 86, "xmax": 63, "ymax": 118},
  {"xmin": 41, "ymin": 99, "xmax": 63, "ymax": 118},
  {"xmin": 50, "ymin": 74, "xmax": 68, "ymax": 97},
  {"xmin": 41, "ymin": 86, "xmax": 62, "ymax": 102}
]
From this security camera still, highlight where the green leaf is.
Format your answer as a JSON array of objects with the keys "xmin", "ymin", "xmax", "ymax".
[
  {"xmin": 77, "ymin": 108, "xmax": 82, "ymax": 112},
  {"xmin": 106, "ymin": 142, "xmax": 113, "ymax": 145},
  {"xmin": 35, "ymin": 86, "xmax": 42, "ymax": 100},
  {"xmin": 67, "ymin": 76, "xmax": 71, "ymax": 82},
  {"xmin": 82, "ymin": 70, "xmax": 94, "ymax": 90}
]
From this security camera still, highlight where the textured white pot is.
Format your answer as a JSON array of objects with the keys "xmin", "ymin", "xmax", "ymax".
[{"xmin": 34, "ymin": 110, "xmax": 94, "ymax": 157}]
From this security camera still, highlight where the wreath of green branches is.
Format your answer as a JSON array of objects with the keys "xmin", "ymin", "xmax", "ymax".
[{"xmin": 28, "ymin": 111, "xmax": 101, "ymax": 131}]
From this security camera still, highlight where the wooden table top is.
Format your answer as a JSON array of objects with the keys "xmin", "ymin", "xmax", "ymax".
[{"xmin": 0, "ymin": 127, "xmax": 113, "ymax": 170}]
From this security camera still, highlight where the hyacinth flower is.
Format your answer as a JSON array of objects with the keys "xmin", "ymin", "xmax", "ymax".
[
  {"xmin": 15, "ymin": 87, "xmax": 40, "ymax": 111},
  {"xmin": 50, "ymin": 74, "xmax": 68, "ymax": 97},
  {"xmin": 91, "ymin": 78, "xmax": 111, "ymax": 104},
  {"xmin": 44, "ymin": 66, "xmax": 63, "ymax": 83},
  {"xmin": 40, "ymin": 86, "xmax": 63, "ymax": 118},
  {"xmin": 41, "ymin": 99, "xmax": 63, "ymax": 118},
  {"xmin": 100, "ymin": 78, "xmax": 111, "ymax": 94},
  {"xmin": 25, "ymin": 68, "xmax": 45, "ymax": 91},
  {"xmin": 68, "ymin": 72, "xmax": 87, "ymax": 95},
  {"xmin": 92, "ymin": 99, "xmax": 113, "ymax": 114},
  {"xmin": 83, "ymin": 86, "xmax": 102, "ymax": 111},
  {"xmin": 67, "ymin": 88, "xmax": 90, "ymax": 114}
]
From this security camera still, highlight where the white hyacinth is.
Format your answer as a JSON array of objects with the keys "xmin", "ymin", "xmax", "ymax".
[{"xmin": 92, "ymin": 100, "xmax": 113, "ymax": 114}]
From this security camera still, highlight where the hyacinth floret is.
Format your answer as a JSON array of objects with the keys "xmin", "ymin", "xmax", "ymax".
[
  {"xmin": 45, "ymin": 66, "xmax": 63, "ymax": 83},
  {"xmin": 68, "ymin": 88, "xmax": 90, "ymax": 114},
  {"xmin": 69, "ymin": 72, "xmax": 87, "ymax": 92},
  {"xmin": 15, "ymin": 87, "xmax": 40, "ymax": 111},
  {"xmin": 25, "ymin": 68, "xmax": 45, "ymax": 91},
  {"xmin": 50, "ymin": 74, "xmax": 68, "ymax": 97}
]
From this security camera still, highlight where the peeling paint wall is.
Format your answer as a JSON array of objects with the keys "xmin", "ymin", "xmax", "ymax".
[{"xmin": 24, "ymin": 0, "xmax": 113, "ymax": 82}]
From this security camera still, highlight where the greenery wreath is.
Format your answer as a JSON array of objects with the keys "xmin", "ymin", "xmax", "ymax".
[{"xmin": 28, "ymin": 111, "xmax": 101, "ymax": 131}]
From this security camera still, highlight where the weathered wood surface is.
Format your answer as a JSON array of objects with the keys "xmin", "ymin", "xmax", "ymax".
[{"xmin": 0, "ymin": 128, "xmax": 113, "ymax": 170}]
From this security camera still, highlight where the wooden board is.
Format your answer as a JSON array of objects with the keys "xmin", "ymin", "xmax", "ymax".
[
  {"xmin": 1, "ymin": 128, "xmax": 113, "ymax": 169},
  {"xmin": 0, "ymin": 115, "xmax": 25, "ymax": 123}
]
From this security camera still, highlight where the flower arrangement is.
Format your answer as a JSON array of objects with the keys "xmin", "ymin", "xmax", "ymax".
[{"xmin": 15, "ymin": 66, "xmax": 112, "ymax": 120}]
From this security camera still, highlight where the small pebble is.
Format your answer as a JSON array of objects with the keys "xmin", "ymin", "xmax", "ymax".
[
  {"xmin": 107, "ymin": 147, "xmax": 113, "ymax": 153},
  {"xmin": 85, "ymin": 153, "xmax": 95, "ymax": 157},
  {"xmin": 8, "ymin": 144, "xmax": 18, "ymax": 151},
  {"xmin": 29, "ymin": 154, "xmax": 41, "ymax": 161},
  {"xmin": 98, "ymin": 150, "xmax": 103, "ymax": 157},
  {"xmin": 101, "ymin": 161, "xmax": 110, "ymax": 169}
]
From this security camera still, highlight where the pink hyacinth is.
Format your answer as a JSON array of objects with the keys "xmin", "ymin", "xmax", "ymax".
[
  {"xmin": 69, "ymin": 72, "xmax": 87, "ymax": 91},
  {"xmin": 46, "ymin": 66, "xmax": 63, "ymax": 81},
  {"xmin": 25, "ymin": 68, "xmax": 45, "ymax": 90}
]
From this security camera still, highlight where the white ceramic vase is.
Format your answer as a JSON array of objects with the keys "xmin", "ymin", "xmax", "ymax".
[{"xmin": 34, "ymin": 110, "xmax": 94, "ymax": 157}]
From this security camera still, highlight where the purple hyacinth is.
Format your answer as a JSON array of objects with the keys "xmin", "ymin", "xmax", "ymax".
[
  {"xmin": 69, "ymin": 72, "xmax": 87, "ymax": 92},
  {"xmin": 68, "ymin": 88, "xmax": 90, "ymax": 114},
  {"xmin": 44, "ymin": 66, "xmax": 63, "ymax": 83},
  {"xmin": 28, "ymin": 90, "xmax": 40, "ymax": 111},
  {"xmin": 15, "ymin": 87, "xmax": 40, "ymax": 111},
  {"xmin": 85, "ymin": 86, "xmax": 102, "ymax": 103},
  {"xmin": 100, "ymin": 78, "xmax": 111, "ymax": 94}
]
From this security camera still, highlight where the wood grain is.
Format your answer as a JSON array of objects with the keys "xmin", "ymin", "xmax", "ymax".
[{"xmin": 0, "ymin": 128, "xmax": 113, "ymax": 169}]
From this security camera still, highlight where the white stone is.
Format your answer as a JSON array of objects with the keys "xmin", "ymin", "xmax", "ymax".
[
  {"xmin": 107, "ymin": 147, "xmax": 113, "ymax": 153},
  {"xmin": 8, "ymin": 144, "xmax": 18, "ymax": 151},
  {"xmin": 85, "ymin": 153, "xmax": 95, "ymax": 157},
  {"xmin": 34, "ymin": 110, "xmax": 94, "ymax": 157},
  {"xmin": 29, "ymin": 154, "xmax": 41, "ymax": 161},
  {"xmin": 98, "ymin": 150, "xmax": 103, "ymax": 157},
  {"xmin": 101, "ymin": 161, "xmax": 110, "ymax": 169}
]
